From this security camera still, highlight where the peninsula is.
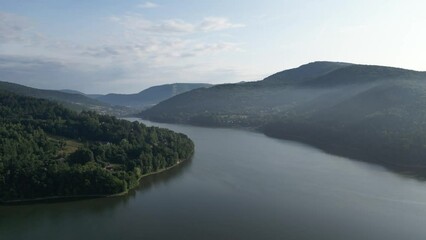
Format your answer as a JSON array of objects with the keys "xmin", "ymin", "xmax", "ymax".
[{"xmin": 0, "ymin": 92, "xmax": 194, "ymax": 203}]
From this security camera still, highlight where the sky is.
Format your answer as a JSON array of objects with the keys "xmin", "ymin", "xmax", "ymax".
[{"xmin": 0, "ymin": 0, "xmax": 425, "ymax": 94}]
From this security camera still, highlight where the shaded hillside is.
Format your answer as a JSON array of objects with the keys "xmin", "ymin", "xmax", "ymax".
[
  {"xmin": 140, "ymin": 62, "xmax": 357, "ymax": 125},
  {"xmin": 261, "ymin": 61, "xmax": 351, "ymax": 85},
  {"xmin": 140, "ymin": 62, "xmax": 426, "ymax": 177},
  {"xmin": 264, "ymin": 82, "xmax": 426, "ymax": 168},
  {"xmin": 141, "ymin": 62, "xmax": 426, "ymax": 125},
  {"xmin": 95, "ymin": 83, "xmax": 212, "ymax": 109},
  {"xmin": 0, "ymin": 81, "xmax": 131, "ymax": 116},
  {"xmin": 303, "ymin": 64, "xmax": 424, "ymax": 87}
]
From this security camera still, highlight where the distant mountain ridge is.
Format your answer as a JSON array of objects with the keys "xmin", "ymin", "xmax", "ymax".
[
  {"xmin": 140, "ymin": 61, "xmax": 426, "ymax": 179},
  {"xmin": 94, "ymin": 83, "xmax": 212, "ymax": 109},
  {"xmin": 0, "ymin": 81, "xmax": 212, "ymax": 115},
  {"xmin": 0, "ymin": 81, "xmax": 130, "ymax": 115},
  {"xmin": 0, "ymin": 81, "xmax": 103, "ymax": 106}
]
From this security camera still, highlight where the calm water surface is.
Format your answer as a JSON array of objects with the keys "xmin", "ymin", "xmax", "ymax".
[{"xmin": 2, "ymin": 119, "xmax": 426, "ymax": 240}]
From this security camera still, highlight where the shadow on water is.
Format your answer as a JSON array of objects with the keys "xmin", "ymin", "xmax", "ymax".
[
  {"xmin": 265, "ymin": 132, "xmax": 426, "ymax": 183},
  {"xmin": 126, "ymin": 156, "xmax": 194, "ymax": 198},
  {"xmin": 0, "ymin": 157, "xmax": 193, "ymax": 228}
]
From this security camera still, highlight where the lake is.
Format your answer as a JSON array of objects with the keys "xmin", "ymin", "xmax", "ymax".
[{"xmin": 2, "ymin": 119, "xmax": 426, "ymax": 240}]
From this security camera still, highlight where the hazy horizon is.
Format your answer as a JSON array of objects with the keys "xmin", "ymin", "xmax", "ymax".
[{"xmin": 1, "ymin": 0, "xmax": 425, "ymax": 94}]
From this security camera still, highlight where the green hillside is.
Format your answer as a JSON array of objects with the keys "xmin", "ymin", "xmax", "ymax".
[{"xmin": 0, "ymin": 92, "xmax": 194, "ymax": 202}]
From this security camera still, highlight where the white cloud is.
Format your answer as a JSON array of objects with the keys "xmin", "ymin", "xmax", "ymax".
[
  {"xmin": 110, "ymin": 14, "xmax": 244, "ymax": 34},
  {"xmin": 0, "ymin": 55, "xmax": 127, "ymax": 93},
  {"xmin": 0, "ymin": 11, "xmax": 247, "ymax": 93},
  {"xmin": 138, "ymin": 2, "xmax": 159, "ymax": 9},
  {"xmin": 82, "ymin": 40, "xmax": 240, "ymax": 65},
  {"xmin": 187, "ymin": 42, "xmax": 240, "ymax": 57},
  {"xmin": 161, "ymin": 19, "xmax": 195, "ymax": 33},
  {"xmin": 0, "ymin": 54, "xmax": 248, "ymax": 93},
  {"xmin": 198, "ymin": 17, "xmax": 245, "ymax": 32},
  {"xmin": 102, "ymin": 14, "xmax": 244, "ymax": 65},
  {"xmin": 110, "ymin": 15, "xmax": 194, "ymax": 33}
]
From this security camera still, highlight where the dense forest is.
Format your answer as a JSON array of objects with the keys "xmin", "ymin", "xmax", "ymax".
[
  {"xmin": 0, "ymin": 92, "xmax": 194, "ymax": 202},
  {"xmin": 140, "ymin": 62, "xmax": 426, "ymax": 178}
]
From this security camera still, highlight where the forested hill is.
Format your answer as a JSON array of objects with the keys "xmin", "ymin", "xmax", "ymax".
[
  {"xmin": 0, "ymin": 92, "xmax": 194, "ymax": 202},
  {"xmin": 0, "ymin": 81, "xmax": 131, "ymax": 116},
  {"xmin": 140, "ymin": 62, "xmax": 426, "ymax": 177},
  {"xmin": 94, "ymin": 83, "xmax": 212, "ymax": 109}
]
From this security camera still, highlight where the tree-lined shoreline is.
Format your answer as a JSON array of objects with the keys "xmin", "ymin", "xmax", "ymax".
[{"xmin": 0, "ymin": 92, "xmax": 194, "ymax": 203}]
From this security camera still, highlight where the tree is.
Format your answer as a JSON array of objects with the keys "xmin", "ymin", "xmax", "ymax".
[{"xmin": 68, "ymin": 148, "xmax": 94, "ymax": 164}]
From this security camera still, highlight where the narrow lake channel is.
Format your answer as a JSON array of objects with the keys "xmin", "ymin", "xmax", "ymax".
[{"xmin": 2, "ymin": 119, "xmax": 426, "ymax": 240}]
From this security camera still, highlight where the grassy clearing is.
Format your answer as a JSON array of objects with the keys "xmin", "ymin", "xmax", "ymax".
[
  {"xmin": 61, "ymin": 139, "xmax": 82, "ymax": 155},
  {"xmin": 48, "ymin": 135, "xmax": 83, "ymax": 157}
]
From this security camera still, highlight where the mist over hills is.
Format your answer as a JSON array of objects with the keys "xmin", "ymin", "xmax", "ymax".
[
  {"xmin": 140, "ymin": 61, "xmax": 426, "ymax": 177},
  {"xmin": 93, "ymin": 83, "xmax": 212, "ymax": 109},
  {"xmin": 59, "ymin": 89, "xmax": 87, "ymax": 95}
]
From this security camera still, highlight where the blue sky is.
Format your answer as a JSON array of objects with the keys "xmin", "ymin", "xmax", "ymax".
[{"xmin": 0, "ymin": 0, "xmax": 425, "ymax": 93}]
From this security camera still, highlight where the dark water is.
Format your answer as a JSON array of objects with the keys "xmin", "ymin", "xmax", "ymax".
[{"xmin": 2, "ymin": 119, "xmax": 426, "ymax": 240}]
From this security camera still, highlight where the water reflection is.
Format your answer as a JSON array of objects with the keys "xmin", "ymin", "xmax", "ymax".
[
  {"xmin": 0, "ymin": 157, "xmax": 193, "ymax": 229},
  {"xmin": 141, "ymin": 157, "xmax": 193, "ymax": 188}
]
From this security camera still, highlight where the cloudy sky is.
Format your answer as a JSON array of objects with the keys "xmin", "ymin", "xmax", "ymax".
[{"xmin": 0, "ymin": 0, "xmax": 425, "ymax": 93}]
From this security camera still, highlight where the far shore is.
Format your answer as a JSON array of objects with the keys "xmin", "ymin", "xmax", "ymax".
[{"xmin": 140, "ymin": 117, "xmax": 426, "ymax": 181}]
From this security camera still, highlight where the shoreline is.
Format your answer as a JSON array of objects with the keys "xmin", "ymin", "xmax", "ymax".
[
  {"xmin": 140, "ymin": 117, "xmax": 426, "ymax": 181},
  {"xmin": 0, "ymin": 156, "xmax": 191, "ymax": 205}
]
